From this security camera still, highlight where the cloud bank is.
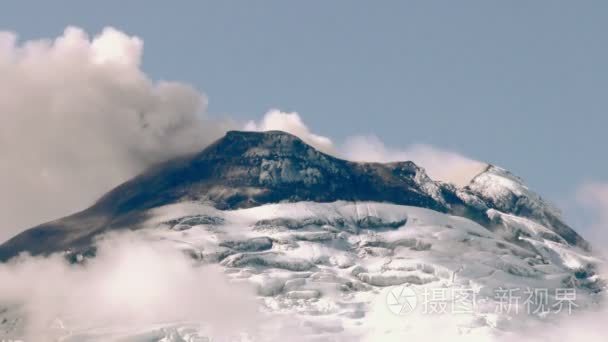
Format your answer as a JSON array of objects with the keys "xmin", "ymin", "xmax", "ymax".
[
  {"xmin": 0, "ymin": 27, "xmax": 233, "ymax": 241},
  {"xmin": 0, "ymin": 231, "xmax": 262, "ymax": 341},
  {"xmin": 340, "ymin": 135, "xmax": 487, "ymax": 187}
]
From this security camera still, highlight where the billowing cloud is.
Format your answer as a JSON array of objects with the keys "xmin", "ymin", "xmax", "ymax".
[
  {"xmin": 0, "ymin": 27, "xmax": 234, "ymax": 241},
  {"xmin": 244, "ymin": 109, "xmax": 336, "ymax": 155},
  {"xmin": 246, "ymin": 110, "xmax": 486, "ymax": 187},
  {"xmin": 0, "ymin": 231, "xmax": 262, "ymax": 341},
  {"xmin": 340, "ymin": 135, "xmax": 487, "ymax": 187}
]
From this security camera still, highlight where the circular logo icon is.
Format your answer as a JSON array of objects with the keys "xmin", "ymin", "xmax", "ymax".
[{"xmin": 386, "ymin": 285, "xmax": 418, "ymax": 315}]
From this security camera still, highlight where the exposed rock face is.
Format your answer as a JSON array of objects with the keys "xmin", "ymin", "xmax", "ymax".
[{"xmin": 0, "ymin": 131, "xmax": 589, "ymax": 260}]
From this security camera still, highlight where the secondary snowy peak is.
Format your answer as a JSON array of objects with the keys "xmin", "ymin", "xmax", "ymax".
[
  {"xmin": 468, "ymin": 165, "xmax": 560, "ymax": 217},
  {"xmin": 465, "ymin": 165, "xmax": 589, "ymax": 250}
]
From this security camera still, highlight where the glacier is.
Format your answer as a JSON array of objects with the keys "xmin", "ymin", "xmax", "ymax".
[{"xmin": 0, "ymin": 200, "xmax": 602, "ymax": 341}]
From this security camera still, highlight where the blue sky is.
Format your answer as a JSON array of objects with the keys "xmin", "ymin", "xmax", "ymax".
[{"xmin": 2, "ymin": 1, "xmax": 607, "ymax": 215}]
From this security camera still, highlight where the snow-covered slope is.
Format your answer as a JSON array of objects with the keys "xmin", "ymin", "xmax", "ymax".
[
  {"xmin": 1, "ymin": 201, "xmax": 600, "ymax": 341},
  {"xmin": 464, "ymin": 165, "xmax": 590, "ymax": 250}
]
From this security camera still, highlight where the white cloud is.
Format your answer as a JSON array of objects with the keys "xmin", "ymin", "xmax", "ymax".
[
  {"xmin": 0, "ymin": 27, "xmax": 234, "ymax": 241},
  {"xmin": 245, "ymin": 110, "xmax": 486, "ymax": 187},
  {"xmin": 244, "ymin": 109, "xmax": 335, "ymax": 155},
  {"xmin": 340, "ymin": 135, "xmax": 487, "ymax": 187},
  {"xmin": 0, "ymin": 231, "xmax": 263, "ymax": 341}
]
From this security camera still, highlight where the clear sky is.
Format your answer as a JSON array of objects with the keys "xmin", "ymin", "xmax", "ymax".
[{"xmin": 2, "ymin": 1, "xmax": 607, "ymax": 211}]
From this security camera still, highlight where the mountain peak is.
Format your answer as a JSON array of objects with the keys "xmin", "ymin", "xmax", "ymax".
[
  {"xmin": 221, "ymin": 130, "xmax": 303, "ymax": 147},
  {"xmin": 218, "ymin": 129, "xmax": 307, "ymax": 147},
  {"xmin": 0, "ymin": 131, "xmax": 590, "ymax": 261},
  {"xmin": 198, "ymin": 130, "xmax": 327, "ymax": 162}
]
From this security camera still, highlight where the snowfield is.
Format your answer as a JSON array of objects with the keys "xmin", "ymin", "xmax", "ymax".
[{"xmin": 1, "ymin": 200, "xmax": 601, "ymax": 341}]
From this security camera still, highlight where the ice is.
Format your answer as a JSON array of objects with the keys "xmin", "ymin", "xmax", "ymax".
[{"xmin": 1, "ymin": 200, "xmax": 604, "ymax": 340}]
